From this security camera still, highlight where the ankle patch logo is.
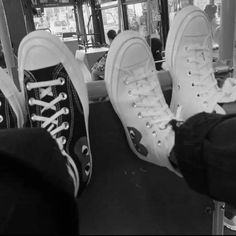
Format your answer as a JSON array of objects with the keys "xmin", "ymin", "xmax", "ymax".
[
  {"xmin": 128, "ymin": 127, "xmax": 148, "ymax": 157},
  {"xmin": 74, "ymin": 137, "xmax": 91, "ymax": 183}
]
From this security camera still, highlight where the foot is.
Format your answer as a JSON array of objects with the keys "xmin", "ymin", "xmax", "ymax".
[
  {"xmin": 18, "ymin": 31, "xmax": 92, "ymax": 196},
  {"xmin": 105, "ymin": 30, "xmax": 180, "ymax": 176},
  {"xmin": 165, "ymin": 5, "xmax": 226, "ymax": 120}
]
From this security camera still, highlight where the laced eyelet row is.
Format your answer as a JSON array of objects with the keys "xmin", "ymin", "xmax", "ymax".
[{"xmin": 126, "ymin": 72, "xmax": 169, "ymax": 148}]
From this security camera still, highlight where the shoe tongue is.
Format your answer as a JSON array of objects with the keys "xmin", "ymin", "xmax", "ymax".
[
  {"xmin": 28, "ymin": 63, "xmax": 64, "ymax": 131},
  {"xmin": 29, "ymin": 63, "xmax": 61, "ymax": 83}
]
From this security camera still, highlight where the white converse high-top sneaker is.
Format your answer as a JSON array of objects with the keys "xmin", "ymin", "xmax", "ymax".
[
  {"xmin": 166, "ymin": 6, "xmax": 225, "ymax": 120},
  {"xmin": 105, "ymin": 31, "xmax": 180, "ymax": 175}
]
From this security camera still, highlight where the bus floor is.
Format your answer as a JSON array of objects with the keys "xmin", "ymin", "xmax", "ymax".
[{"xmin": 78, "ymin": 101, "xmax": 224, "ymax": 235}]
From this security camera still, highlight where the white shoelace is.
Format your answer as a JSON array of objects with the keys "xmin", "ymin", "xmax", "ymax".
[
  {"xmin": 185, "ymin": 42, "xmax": 226, "ymax": 114},
  {"xmin": 27, "ymin": 77, "xmax": 79, "ymax": 196},
  {"xmin": 123, "ymin": 66, "xmax": 181, "ymax": 139}
]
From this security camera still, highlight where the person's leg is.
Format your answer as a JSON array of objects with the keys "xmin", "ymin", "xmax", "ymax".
[
  {"xmin": 0, "ymin": 68, "xmax": 78, "ymax": 235},
  {"xmin": 165, "ymin": 6, "xmax": 236, "ymax": 120},
  {"xmin": 18, "ymin": 30, "xmax": 92, "ymax": 196},
  {"xmin": 0, "ymin": 128, "xmax": 78, "ymax": 235},
  {"xmin": 104, "ymin": 6, "xmax": 236, "ymax": 231},
  {"xmin": 171, "ymin": 112, "xmax": 236, "ymax": 208},
  {"xmin": 164, "ymin": 5, "xmax": 236, "ymax": 231}
]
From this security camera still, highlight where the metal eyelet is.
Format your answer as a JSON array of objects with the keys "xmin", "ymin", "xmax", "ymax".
[
  {"xmin": 63, "ymin": 107, "xmax": 69, "ymax": 114},
  {"xmin": 192, "ymin": 83, "xmax": 195, "ymax": 87},
  {"xmin": 85, "ymin": 164, "xmax": 91, "ymax": 175},
  {"xmin": 137, "ymin": 112, "xmax": 142, "ymax": 118},
  {"xmin": 61, "ymin": 136, "xmax": 66, "ymax": 145},
  {"xmin": 31, "ymin": 113, "xmax": 36, "ymax": 121},
  {"xmin": 82, "ymin": 145, "xmax": 89, "ymax": 156},
  {"xmin": 152, "ymin": 131, "xmax": 157, "ymax": 137},
  {"xmin": 146, "ymin": 122, "xmax": 152, "ymax": 128},
  {"xmin": 159, "ymin": 123, "xmax": 168, "ymax": 130},
  {"xmin": 59, "ymin": 77, "xmax": 65, "ymax": 85},
  {"xmin": 26, "ymin": 83, "xmax": 32, "ymax": 91},
  {"xmin": 157, "ymin": 140, "xmax": 162, "ymax": 146},
  {"xmin": 28, "ymin": 98, "xmax": 35, "ymax": 106},
  {"xmin": 60, "ymin": 92, "xmax": 67, "ymax": 100},
  {"xmin": 130, "ymin": 130, "xmax": 135, "ymax": 139},
  {"xmin": 63, "ymin": 122, "xmax": 70, "ymax": 130},
  {"xmin": 0, "ymin": 115, "xmax": 4, "ymax": 123},
  {"xmin": 128, "ymin": 90, "xmax": 132, "ymax": 96},
  {"xmin": 197, "ymin": 94, "xmax": 200, "ymax": 97},
  {"xmin": 132, "ymin": 102, "xmax": 137, "ymax": 108},
  {"xmin": 124, "ymin": 80, "xmax": 129, "ymax": 85},
  {"xmin": 188, "ymin": 71, "xmax": 192, "ymax": 76}
]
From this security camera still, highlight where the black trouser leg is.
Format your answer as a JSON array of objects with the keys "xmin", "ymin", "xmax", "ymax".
[
  {"xmin": 0, "ymin": 128, "xmax": 79, "ymax": 235},
  {"xmin": 173, "ymin": 112, "xmax": 236, "ymax": 208}
]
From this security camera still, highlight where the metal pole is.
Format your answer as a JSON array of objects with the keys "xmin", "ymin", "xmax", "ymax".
[
  {"xmin": 0, "ymin": 0, "xmax": 16, "ymax": 80},
  {"xmin": 147, "ymin": 0, "xmax": 151, "ymax": 41},
  {"xmin": 219, "ymin": 0, "xmax": 235, "ymax": 65},
  {"xmin": 212, "ymin": 201, "xmax": 225, "ymax": 235},
  {"xmin": 73, "ymin": 1, "xmax": 81, "ymax": 44},
  {"xmin": 118, "ymin": 0, "xmax": 123, "ymax": 31}
]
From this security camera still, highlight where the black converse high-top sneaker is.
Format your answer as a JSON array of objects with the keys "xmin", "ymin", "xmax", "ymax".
[{"xmin": 18, "ymin": 31, "xmax": 92, "ymax": 196}]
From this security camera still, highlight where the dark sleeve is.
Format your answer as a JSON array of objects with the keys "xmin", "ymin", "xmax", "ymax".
[{"xmin": 172, "ymin": 112, "xmax": 236, "ymax": 208}]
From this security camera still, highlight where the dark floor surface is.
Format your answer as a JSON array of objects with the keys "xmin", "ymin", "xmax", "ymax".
[{"xmin": 78, "ymin": 101, "xmax": 220, "ymax": 235}]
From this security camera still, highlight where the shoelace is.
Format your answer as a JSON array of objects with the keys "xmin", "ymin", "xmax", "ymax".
[
  {"xmin": 185, "ymin": 40, "xmax": 225, "ymax": 114},
  {"xmin": 123, "ymin": 66, "xmax": 181, "ymax": 142},
  {"xmin": 27, "ymin": 77, "xmax": 79, "ymax": 196}
]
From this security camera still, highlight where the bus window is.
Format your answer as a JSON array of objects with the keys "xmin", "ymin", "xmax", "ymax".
[{"xmin": 33, "ymin": 6, "xmax": 77, "ymax": 37}]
